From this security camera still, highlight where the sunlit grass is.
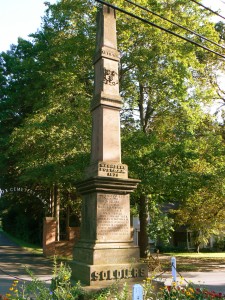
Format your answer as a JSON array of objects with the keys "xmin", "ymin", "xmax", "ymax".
[
  {"xmin": 2, "ymin": 230, "xmax": 42, "ymax": 254},
  {"xmin": 160, "ymin": 251, "xmax": 225, "ymax": 271},
  {"xmin": 164, "ymin": 252, "xmax": 225, "ymax": 258}
]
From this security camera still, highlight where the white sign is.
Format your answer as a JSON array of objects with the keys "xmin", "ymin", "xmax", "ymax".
[{"xmin": 132, "ymin": 284, "xmax": 143, "ymax": 300}]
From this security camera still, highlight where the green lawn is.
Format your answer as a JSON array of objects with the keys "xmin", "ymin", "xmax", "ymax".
[
  {"xmin": 2, "ymin": 230, "xmax": 42, "ymax": 254},
  {"xmin": 165, "ymin": 252, "xmax": 225, "ymax": 258},
  {"xmin": 160, "ymin": 251, "xmax": 225, "ymax": 271}
]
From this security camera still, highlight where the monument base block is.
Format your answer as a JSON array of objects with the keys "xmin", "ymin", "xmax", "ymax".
[
  {"xmin": 72, "ymin": 177, "xmax": 145, "ymax": 287},
  {"xmin": 70, "ymin": 261, "xmax": 148, "ymax": 286},
  {"xmin": 73, "ymin": 241, "xmax": 141, "ymax": 264}
]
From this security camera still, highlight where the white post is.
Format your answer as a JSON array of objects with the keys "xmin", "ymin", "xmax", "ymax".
[
  {"xmin": 132, "ymin": 284, "xmax": 143, "ymax": 300},
  {"xmin": 171, "ymin": 256, "xmax": 177, "ymax": 284}
]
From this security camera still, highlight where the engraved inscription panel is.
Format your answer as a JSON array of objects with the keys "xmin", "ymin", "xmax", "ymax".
[
  {"xmin": 91, "ymin": 267, "xmax": 146, "ymax": 282},
  {"xmin": 98, "ymin": 162, "xmax": 128, "ymax": 178},
  {"xmin": 97, "ymin": 194, "xmax": 130, "ymax": 240},
  {"xmin": 101, "ymin": 48, "xmax": 120, "ymax": 61}
]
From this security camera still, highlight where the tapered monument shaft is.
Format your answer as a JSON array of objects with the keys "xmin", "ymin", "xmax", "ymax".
[{"xmin": 90, "ymin": 5, "xmax": 122, "ymax": 167}]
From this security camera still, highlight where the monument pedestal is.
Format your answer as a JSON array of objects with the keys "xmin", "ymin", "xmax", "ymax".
[
  {"xmin": 71, "ymin": 262, "xmax": 147, "ymax": 286},
  {"xmin": 71, "ymin": 177, "xmax": 148, "ymax": 286}
]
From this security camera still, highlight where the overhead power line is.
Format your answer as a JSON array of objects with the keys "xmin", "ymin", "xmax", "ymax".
[
  {"xmin": 218, "ymin": 0, "xmax": 225, "ymax": 5},
  {"xmin": 189, "ymin": 0, "xmax": 225, "ymax": 21},
  {"xmin": 124, "ymin": 0, "xmax": 225, "ymax": 51},
  {"xmin": 94, "ymin": 0, "xmax": 225, "ymax": 60}
]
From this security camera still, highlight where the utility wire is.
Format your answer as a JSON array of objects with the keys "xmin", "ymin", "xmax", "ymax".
[
  {"xmin": 95, "ymin": 0, "xmax": 225, "ymax": 60},
  {"xmin": 189, "ymin": 0, "xmax": 225, "ymax": 21},
  {"xmin": 218, "ymin": 0, "xmax": 225, "ymax": 5},
  {"xmin": 124, "ymin": 0, "xmax": 225, "ymax": 51}
]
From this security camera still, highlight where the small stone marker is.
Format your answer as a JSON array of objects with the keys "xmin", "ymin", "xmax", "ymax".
[
  {"xmin": 171, "ymin": 256, "xmax": 177, "ymax": 283},
  {"xmin": 132, "ymin": 284, "xmax": 143, "ymax": 300}
]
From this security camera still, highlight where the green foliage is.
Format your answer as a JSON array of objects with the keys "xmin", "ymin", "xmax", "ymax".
[
  {"xmin": 5, "ymin": 261, "xmax": 84, "ymax": 300},
  {"xmin": 173, "ymin": 186, "xmax": 225, "ymax": 250},
  {"xmin": 118, "ymin": 0, "xmax": 221, "ymax": 131},
  {"xmin": 5, "ymin": 0, "xmax": 96, "ymax": 187},
  {"xmin": 148, "ymin": 198, "xmax": 174, "ymax": 245},
  {"xmin": 215, "ymin": 21, "xmax": 225, "ymax": 42},
  {"xmin": 1, "ymin": 194, "xmax": 44, "ymax": 245},
  {"xmin": 90, "ymin": 283, "xmax": 129, "ymax": 300},
  {"xmin": 0, "ymin": 0, "xmax": 96, "ymax": 232},
  {"xmin": 50, "ymin": 261, "xmax": 84, "ymax": 300}
]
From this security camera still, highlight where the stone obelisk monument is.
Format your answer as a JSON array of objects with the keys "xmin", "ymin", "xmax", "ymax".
[{"xmin": 71, "ymin": 5, "xmax": 147, "ymax": 286}]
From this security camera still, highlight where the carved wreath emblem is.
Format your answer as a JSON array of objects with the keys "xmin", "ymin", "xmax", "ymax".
[{"xmin": 103, "ymin": 68, "xmax": 118, "ymax": 86}]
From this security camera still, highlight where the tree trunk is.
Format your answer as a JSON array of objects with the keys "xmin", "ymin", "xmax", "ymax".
[
  {"xmin": 66, "ymin": 203, "xmax": 70, "ymax": 240},
  {"xmin": 53, "ymin": 185, "xmax": 60, "ymax": 242},
  {"xmin": 50, "ymin": 187, "xmax": 54, "ymax": 217},
  {"xmin": 196, "ymin": 244, "xmax": 200, "ymax": 253},
  {"xmin": 139, "ymin": 193, "xmax": 149, "ymax": 258}
]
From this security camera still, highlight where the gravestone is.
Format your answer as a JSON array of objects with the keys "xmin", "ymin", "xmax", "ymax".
[{"xmin": 70, "ymin": 5, "xmax": 148, "ymax": 286}]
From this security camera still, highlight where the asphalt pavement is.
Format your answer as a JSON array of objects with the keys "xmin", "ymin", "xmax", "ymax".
[
  {"xmin": 162, "ymin": 271, "xmax": 225, "ymax": 294},
  {"xmin": 0, "ymin": 230, "xmax": 53, "ymax": 294}
]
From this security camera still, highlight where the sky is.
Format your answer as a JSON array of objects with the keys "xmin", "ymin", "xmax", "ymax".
[
  {"xmin": 0, "ymin": 0, "xmax": 224, "ymax": 52},
  {"xmin": 0, "ymin": 0, "xmax": 58, "ymax": 52}
]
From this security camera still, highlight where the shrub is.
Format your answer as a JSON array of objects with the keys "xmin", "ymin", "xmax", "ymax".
[{"xmin": 5, "ymin": 261, "xmax": 84, "ymax": 300}]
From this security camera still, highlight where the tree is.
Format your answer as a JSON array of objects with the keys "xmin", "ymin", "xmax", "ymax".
[
  {"xmin": 167, "ymin": 111, "xmax": 225, "ymax": 251},
  {"xmin": 9, "ymin": 0, "xmax": 97, "ymax": 187},
  {"xmin": 117, "ymin": 0, "xmax": 224, "ymax": 255},
  {"xmin": 0, "ymin": 0, "xmax": 96, "ymax": 240},
  {"xmin": 215, "ymin": 21, "xmax": 225, "ymax": 42}
]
